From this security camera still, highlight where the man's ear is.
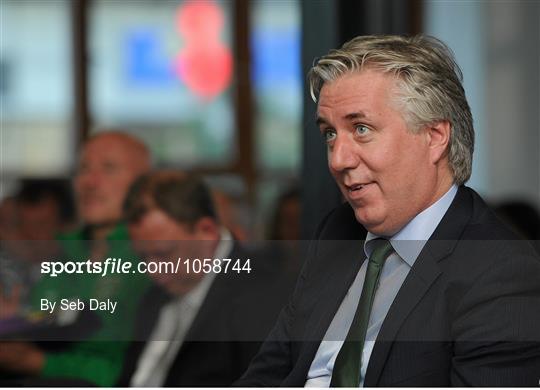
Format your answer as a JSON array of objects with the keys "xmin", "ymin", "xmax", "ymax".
[
  {"xmin": 193, "ymin": 217, "xmax": 220, "ymax": 240},
  {"xmin": 427, "ymin": 120, "xmax": 451, "ymax": 164}
]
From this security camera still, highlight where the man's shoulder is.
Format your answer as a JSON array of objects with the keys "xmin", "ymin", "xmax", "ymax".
[
  {"xmin": 453, "ymin": 186, "xmax": 523, "ymax": 240},
  {"xmin": 425, "ymin": 185, "xmax": 519, "ymax": 241},
  {"xmin": 438, "ymin": 186, "xmax": 539, "ymax": 275}
]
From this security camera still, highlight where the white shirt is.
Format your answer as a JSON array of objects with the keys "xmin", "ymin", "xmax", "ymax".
[
  {"xmin": 130, "ymin": 229, "xmax": 233, "ymax": 387},
  {"xmin": 305, "ymin": 185, "xmax": 457, "ymax": 387}
]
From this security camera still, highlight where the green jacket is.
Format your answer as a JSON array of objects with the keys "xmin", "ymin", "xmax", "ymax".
[{"xmin": 30, "ymin": 224, "xmax": 150, "ymax": 386}]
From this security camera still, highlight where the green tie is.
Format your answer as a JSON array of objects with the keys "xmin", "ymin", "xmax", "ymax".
[{"xmin": 330, "ymin": 239, "xmax": 394, "ymax": 387}]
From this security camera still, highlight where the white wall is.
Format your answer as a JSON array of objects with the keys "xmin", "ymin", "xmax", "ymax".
[{"xmin": 425, "ymin": 0, "xmax": 539, "ymax": 208}]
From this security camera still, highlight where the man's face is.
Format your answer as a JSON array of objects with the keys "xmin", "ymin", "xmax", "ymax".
[
  {"xmin": 18, "ymin": 198, "xmax": 61, "ymax": 240},
  {"xmin": 317, "ymin": 70, "xmax": 441, "ymax": 236},
  {"xmin": 128, "ymin": 210, "xmax": 213, "ymax": 296},
  {"xmin": 74, "ymin": 136, "xmax": 144, "ymax": 226},
  {"xmin": 16, "ymin": 198, "xmax": 63, "ymax": 262}
]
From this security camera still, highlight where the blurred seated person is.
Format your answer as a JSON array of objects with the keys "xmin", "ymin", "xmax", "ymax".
[
  {"xmin": 0, "ymin": 180, "xmax": 76, "ymax": 316},
  {"xmin": 205, "ymin": 175, "xmax": 251, "ymax": 241},
  {"xmin": 0, "ymin": 196, "xmax": 17, "ymax": 241},
  {"xmin": 16, "ymin": 178, "xmax": 76, "ymax": 240},
  {"xmin": 262, "ymin": 185, "xmax": 306, "ymax": 279},
  {"xmin": 269, "ymin": 186, "xmax": 301, "ymax": 242},
  {"xmin": 13, "ymin": 178, "xmax": 75, "ymax": 268},
  {"xmin": 118, "ymin": 171, "xmax": 285, "ymax": 387},
  {"xmin": 212, "ymin": 189, "xmax": 250, "ymax": 241},
  {"xmin": 0, "ymin": 196, "xmax": 24, "ymax": 319},
  {"xmin": 0, "ymin": 131, "xmax": 151, "ymax": 386}
]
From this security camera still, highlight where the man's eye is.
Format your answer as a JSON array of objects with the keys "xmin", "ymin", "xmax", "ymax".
[
  {"xmin": 322, "ymin": 129, "xmax": 336, "ymax": 143},
  {"xmin": 103, "ymin": 162, "xmax": 119, "ymax": 174},
  {"xmin": 77, "ymin": 165, "xmax": 88, "ymax": 175},
  {"xmin": 355, "ymin": 125, "xmax": 370, "ymax": 136}
]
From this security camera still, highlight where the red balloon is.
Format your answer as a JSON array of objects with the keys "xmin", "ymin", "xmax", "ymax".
[
  {"xmin": 173, "ymin": 0, "xmax": 233, "ymax": 100},
  {"xmin": 174, "ymin": 43, "xmax": 233, "ymax": 100}
]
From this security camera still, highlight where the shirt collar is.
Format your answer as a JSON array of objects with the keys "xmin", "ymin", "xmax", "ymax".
[
  {"xmin": 364, "ymin": 185, "xmax": 458, "ymax": 266},
  {"xmin": 213, "ymin": 227, "xmax": 233, "ymax": 261},
  {"xmin": 182, "ymin": 228, "xmax": 233, "ymax": 308}
]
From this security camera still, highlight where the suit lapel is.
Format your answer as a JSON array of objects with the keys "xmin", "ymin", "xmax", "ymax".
[
  {"xmin": 363, "ymin": 246, "xmax": 442, "ymax": 386},
  {"xmin": 308, "ymin": 241, "xmax": 365, "ymax": 342},
  {"xmin": 301, "ymin": 204, "xmax": 370, "ymax": 347},
  {"xmin": 182, "ymin": 246, "xmax": 243, "ymax": 344},
  {"xmin": 287, "ymin": 239, "xmax": 366, "ymax": 383},
  {"xmin": 181, "ymin": 275, "xmax": 227, "ymax": 343},
  {"xmin": 170, "ymin": 244, "xmax": 243, "ymax": 358},
  {"xmin": 364, "ymin": 186, "xmax": 474, "ymax": 386}
]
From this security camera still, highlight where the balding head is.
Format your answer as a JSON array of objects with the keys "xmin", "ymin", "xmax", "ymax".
[
  {"xmin": 74, "ymin": 131, "xmax": 151, "ymax": 229},
  {"xmin": 85, "ymin": 132, "xmax": 150, "ymax": 171}
]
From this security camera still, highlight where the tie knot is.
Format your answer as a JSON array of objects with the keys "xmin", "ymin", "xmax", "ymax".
[{"xmin": 369, "ymin": 239, "xmax": 393, "ymax": 266}]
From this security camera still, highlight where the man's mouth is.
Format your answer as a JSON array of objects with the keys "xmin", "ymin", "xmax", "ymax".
[
  {"xmin": 81, "ymin": 195, "xmax": 103, "ymax": 204},
  {"xmin": 345, "ymin": 182, "xmax": 373, "ymax": 197},
  {"xmin": 346, "ymin": 182, "xmax": 370, "ymax": 191}
]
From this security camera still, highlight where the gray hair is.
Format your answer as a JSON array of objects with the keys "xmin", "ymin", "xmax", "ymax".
[{"xmin": 308, "ymin": 35, "xmax": 474, "ymax": 185}]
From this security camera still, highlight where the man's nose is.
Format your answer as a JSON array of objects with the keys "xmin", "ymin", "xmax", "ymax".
[
  {"xmin": 77, "ymin": 170, "xmax": 101, "ymax": 189},
  {"xmin": 329, "ymin": 135, "xmax": 359, "ymax": 172}
]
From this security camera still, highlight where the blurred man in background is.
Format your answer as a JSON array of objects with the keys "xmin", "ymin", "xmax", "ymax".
[
  {"xmin": 0, "ymin": 131, "xmax": 151, "ymax": 386},
  {"xmin": 0, "ymin": 196, "xmax": 23, "ymax": 319},
  {"xmin": 73, "ymin": 132, "xmax": 150, "ymax": 244},
  {"xmin": 16, "ymin": 179, "xmax": 76, "ymax": 241},
  {"xmin": 0, "ymin": 180, "xmax": 76, "ymax": 317},
  {"xmin": 119, "ymin": 170, "xmax": 284, "ymax": 386}
]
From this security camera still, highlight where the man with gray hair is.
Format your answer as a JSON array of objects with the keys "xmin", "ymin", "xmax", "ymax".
[{"xmin": 238, "ymin": 35, "xmax": 540, "ymax": 386}]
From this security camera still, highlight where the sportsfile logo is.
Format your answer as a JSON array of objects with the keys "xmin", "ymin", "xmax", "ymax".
[{"xmin": 41, "ymin": 257, "xmax": 252, "ymax": 277}]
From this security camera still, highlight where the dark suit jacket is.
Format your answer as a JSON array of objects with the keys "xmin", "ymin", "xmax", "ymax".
[
  {"xmin": 118, "ymin": 244, "xmax": 292, "ymax": 387},
  {"xmin": 237, "ymin": 186, "xmax": 540, "ymax": 386}
]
